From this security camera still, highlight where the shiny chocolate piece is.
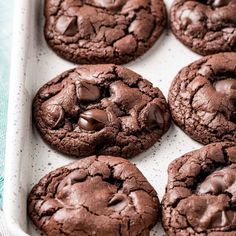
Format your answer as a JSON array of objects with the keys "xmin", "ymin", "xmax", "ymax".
[
  {"xmin": 28, "ymin": 156, "xmax": 160, "ymax": 236},
  {"xmin": 41, "ymin": 104, "xmax": 65, "ymax": 128},
  {"xmin": 168, "ymin": 53, "xmax": 236, "ymax": 144},
  {"xmin": 33, "ymin": 64, "xmax": 170, "ymax": 158},
  {"xmin": 39, "ymin": 83, "xmax": 79, "ymax": 128},
  {"xmin": 76, "ymin": 80, "xmax": 100, "ymax": 101},
  {"xmin": 78, "ymin": 109, "xmax": 109, "ymax": 131},
  {"xmin": 108, "ymin": 193, "xmax": 129, "ymax": 212},
  {"xmin": 207, "ymin": 0, "xmax": 236, "ymax": 7},
  {"xmin": 44, "ymin": 0, "xmax": 167, "ymax": 64},
  {"xmin": 147, "ymin": 104, "xmax": 164, "ymax": 129},
  {"xmin": 56, "ymin": 16, "xmax": 78, "ymax": 36},
  {"xmin": 214, "ymin": 79, "xmax": 236, "ymax": 94},
  {"xmin": 86, "ymin": 0, "xmax": 126, "ymax": 10},
  {"xmin": 197, "ymin": 165, "xmax": 236, "ymax": 195},
  {"xmin": 162, "ymin": 142, "xmax": 236, "ymax": 235},
  {"xmin": 170, "ymin": 0, "xmax": 236, "ymax": 55}
]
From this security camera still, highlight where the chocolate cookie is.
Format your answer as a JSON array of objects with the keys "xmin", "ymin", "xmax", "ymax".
[
  {"xmin": 170, "ymin": 0, "xmax": 236, "ymax": 55},
  {"xmin": 168, "ymin": 53, "xmax": 236, "ymax": 144},
  {"xmin": 162, "ymin": 142, "xmax": 236, "ymax": 236},
  {"xmin": 44, "ymin": 0, "xmax": 167, "ymax": 64},
  {"xmin": 28, "ymin": 155, "xmax": 160, "ymax": 236},
  {"xmin": 33, "ymin": 64, "xmax": 171, "ymax": 158}
]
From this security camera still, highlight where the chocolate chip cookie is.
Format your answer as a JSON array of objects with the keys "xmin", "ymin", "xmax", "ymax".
[
  {"xmin": 162, "ymin": 142, "xmax": 236, "ymax": 236},
  {"xmin": 168, "ymin": 53, "xmax": 236, "ymax": 144},
  {"xmin": 44, "ymin": 0, "xmax": 167, "ymax": 64},
  {"xmin": 28, "ymin": 155, "xmax": 160, "ymax": 236},
  {"xmin": 170, "ymin": 0, "xmax": 236, "ymax": 55},
  {"xmin": 33, "ymin": 64, "xmax": 171, "ymax": 158}
]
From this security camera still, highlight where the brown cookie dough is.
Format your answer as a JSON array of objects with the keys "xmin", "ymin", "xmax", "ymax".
[
  {"xmin": 33, "ymin": 64, "xmax": 171, "ymax": 158},
  {"xmin": 162, "ymin": 142, "xmax": 236, "ymax": 236},
  {"xmin": 44, "ymin": 0, "xmax": 167, "ymax": 64},
  {"xmin": 168, "ymin": 53, "xmax": 236, "ymax": 144},
  {"xmin": 170, "ymin": 0, "xmax": 236, "ymax": 55},
  {"xmin": 28, "ymin": 155, "xmax": 160, "ymax": 236}
]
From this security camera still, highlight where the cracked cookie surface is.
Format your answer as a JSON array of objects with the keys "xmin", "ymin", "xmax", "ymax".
[
  {"xmin": 28, "ymin": 155, "xmax": 160, "ymax": 236},
  {"xmin": 33, "ymin": 64, "xmax": 171, "ymax": 158},
  {"xmin": 168, "ymin": 53, "xmax": 236, "ymax": 144},
  {"xmin": 170, "ymin": 0, "xmax": 236, "ymax": 55},
  {"xmin": 44, "ymin": 0, "xmax": 167, "ymax": 64},
  {"xmin": 162, "ymin": 142, "xmax": 236, "ymax": 236}
]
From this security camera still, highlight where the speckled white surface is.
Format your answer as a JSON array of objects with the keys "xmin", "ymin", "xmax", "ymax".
[{"xmin": 3, "ymin": 0, "xmax": 203, "ymax": 235}]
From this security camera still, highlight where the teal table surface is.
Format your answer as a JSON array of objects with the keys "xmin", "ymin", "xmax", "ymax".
[{"xmin": 0, "ymin": 1, "xmax": 13, "ymax": 206}]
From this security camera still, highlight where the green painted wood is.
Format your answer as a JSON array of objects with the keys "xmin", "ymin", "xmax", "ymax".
[{"xmin": 0, "ymin": 0, "xmax": 13, "ymax": 206}]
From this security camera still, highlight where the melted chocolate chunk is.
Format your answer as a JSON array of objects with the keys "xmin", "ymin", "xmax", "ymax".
[
  {"xmin": 78, "ymin": 109, "xmax": 109, "ymax": 131},
  {"xmin": 214, "ymin": 79, "xmax": 236, "ymax": 123},
  {"xmin": 86, "ymin": 0, "xmax": 126, "ymax": 10},
  {"xmin": 56, "ymin": 16, "xmax": 78, "ymax": 36},
  {"xmin": 108, "ymin": 193, "xmax": 128, "ymax": 212},
  {"xmin": 207, "ymin": 0, "xmax": 236, "ymax": 7},
  {"xmin": 147, "ymin": 104, "xmax": 164, "ymax": 129},
  {"xmin": 76, "ymin": 80, "xmax": 100, "ymax": 102},
  {"xmin": 214, "ymin": 79, "xmax": 236, "ymax": 94},
  {"xmin": 197, "ymin": 165, "xmax": 236, "ymax": 196},
  {"xmin": 41, "ymin": 104, "xmax": 65, "ymax": 128}
]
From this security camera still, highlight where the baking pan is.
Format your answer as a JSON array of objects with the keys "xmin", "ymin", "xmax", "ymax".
[{"xmin": 3, "ymin": 0, "xmax": 202, "ymax": 235}]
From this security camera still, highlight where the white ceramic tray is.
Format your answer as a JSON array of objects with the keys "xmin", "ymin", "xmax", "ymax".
[{"xmin": 3, "ymin": 0, "xmax": 203, "ymax": 235}]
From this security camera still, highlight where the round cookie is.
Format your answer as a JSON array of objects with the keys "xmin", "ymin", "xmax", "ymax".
[
  {"xmin": 168, "ymin": 53, "xmax": 236, "ymax": 144},
  {"xmin": 28, "ymin": 155, "xmax": 160, "ymax": 236},
  {"xmin": 44, "ymin": 0, "xmax": 167, "ymax": 64},
  {"xmin": 162, "ymin": 142, "xmax": 236, "ymax": 236},
  {"xmin": 33, "ymin": 64, "xmax": 171, "ymax": 158},
  {"xmin": 170, "ymin": 0, "xmax": 236, "ymax": 55}
]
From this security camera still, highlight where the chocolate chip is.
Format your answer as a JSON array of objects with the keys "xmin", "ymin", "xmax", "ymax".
[
  {"xmin": 76, "ymin": 80, "xmax": 100, "ymax": 102},
  {"xmin": 180, "ymin": 9, "xmax": 204, "ymax": 24},
  {"xmin": 89, "ymin": 0, "xmax": 126, "ymax": 10},
  {"xmin": 197, "ymin": 172, "xmax": 227, "ymax": 194},
  {"xmin": 78, "ymin": 109, "xmax": 108, "ymax": 131},
  {"xmin": 214, "ymin": 79, "xmax": 236, "ymax": 123},
  {"xmin": 41, "ymin": 104, "xmax": 65, "ymax": 128},
  {"xmin": 57, "ymin": 169, "xmax": 88, "ymax": 192},
  {"xmin": 39, "ymin": 199, "xmax": 63, "ymax": 217},
  {"xmin": 147, "ymin": 104, "xmax": 164, "ymax": 129},
  {"xmin": 214, "ymin": 79, "xmax": 236, "ymax": 94},
  {"xmin": 231, "ymin": 81, "xmax": 236, "ymax": 90},
  {"xmin": 108, "ymin": 194, "xmax": 128, "ymax": 212},
  {"xmin": 56, "ymin": 16, "xmax": 77, "ymax": 36},
  {"xmin": 207, "ymin": 0, "xmax": 233, "ymax": 7}
]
